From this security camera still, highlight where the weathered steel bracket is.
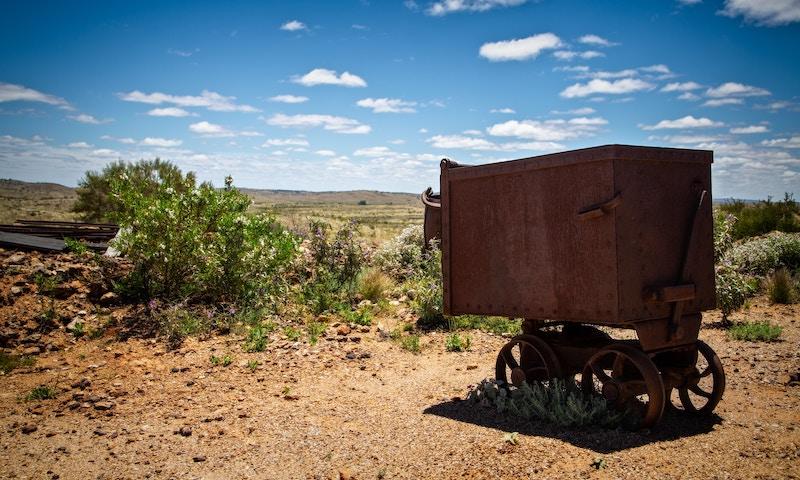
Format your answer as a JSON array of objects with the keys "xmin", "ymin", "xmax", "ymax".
[
  {"xmin": 577, "ymin": 193, "xmax": 623, "ymax": 220},
  {"xmin": 668, "ymin": 189, "xmax": 708, "ymax": 339}
]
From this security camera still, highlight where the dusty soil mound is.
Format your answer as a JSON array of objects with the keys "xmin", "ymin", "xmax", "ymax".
[{"xmin": 1, "ymin": 249, "xmax": 799, "ymax": 479}]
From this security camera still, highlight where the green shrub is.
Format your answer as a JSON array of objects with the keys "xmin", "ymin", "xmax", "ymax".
[
  {"xmin": 64, "ymin": 237, "xmax": 88, "ymax": 254},
  {"xmin": 210, "ymin": 354, "xmax": 233, "ymax": 367},
  {"xmin": 448, "ymin": 315, "xmax": 522, "ymax": 335},
  {"xmin": 468, "ymin": 379, "xmax": 628, "ymax": 429},
  {"xmin": 356, "ymin": 268, "xmax": 393, "ymax": 302},
  {"xmin": 243, "ymin": 323, "xmax": 274, "ymax": 352},
  {"xmin": 283, "ymin": 326, "xmax": 301, "ymax": 341},
  {"xmin": 714, "ymin": 210, "xmax": 737, "ymax": 261},
  {"xmin": 445, "ymin": 333, "xmax": 471, "ymax": 352},
  {"xmin": 408, "ymin": 245, "xmax": 444, "ymax": 329},
  {"xmin": 339, "ymin": 305, "xmax": 373, "ymax": 326},
  {"xmin": 157, "ymin": 307, "xmax": 211, "ymax": 348},
  {"xmin": 400, "ymin": 334, "xmax": 420, "ymax": 353},
  {"xmin": 765, "ymin": 268, "xmax": 796, "ymax": 304},
  {"xmin": 728, "ymin": 321, "xmax": 782, "ymax": 342},
  {"xmin": 73, "ymin": 158, "xmax": 196, "ymax": 222},
  {"xmin": 26, "ymin": 385, "xmax": 57, "ymax": 401},
  {"xmin": 110, "ymin": 174, "xmax": 298, "ymax": 307},
  {"xmin": 0, "ymin": 352, "xmax": 35, "ymax": 374},
  {"xmin": 715, "ymin": 262, "xmax": 756, "ymax": 322},
  {"xmin": 306, "ymin": 321, "xmax": 326, "ymax": 345},
  {"xmin": 298, "ymin": 220, "xmax": 364, "ymax": 314},
  {"xmin": 724, "ymin": 232, "xmax": 800, "ymax": 276},
  {"xmin": 372, "ymin": 225, "xmax": 425, "ymax": 281},
  {"xmin": 718, "ymin": 194, "xmax": 800, "ymax": 240}
]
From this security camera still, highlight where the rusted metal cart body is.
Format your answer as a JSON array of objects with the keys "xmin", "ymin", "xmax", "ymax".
[{"xmin": 423, "ymin": 145, "xmax": 725, "ymax": 427}]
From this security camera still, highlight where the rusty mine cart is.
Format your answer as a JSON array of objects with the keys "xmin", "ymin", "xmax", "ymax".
[{"xmin": 422, "ymin": 145, "xmax": 725, "ymax": 428}]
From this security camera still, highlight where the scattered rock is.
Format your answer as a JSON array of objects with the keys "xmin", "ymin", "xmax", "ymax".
[
  {"xmin": 179, "ymin": 426, "xmax": 193, "ymax": 437},
  {"xmin": 338, "ymin": 468, "xmax": 353, "ymax": 480},
  {"xmin": 336, "ymin": 324, "xmax": 352, "ymax": 336},
  {"xmin": 466, "ymin": 365, "xmax": 478, "ymax": 370},
  {"xmin": 93, "ymin": 401, "xmax": 115, "ymax": 411},
  {"xmin": 10, "ymin": 286, "xmax": 23, "ymax": 295},
  {"xmin": 23, "ymin": 346, "xmax": 42, "ymax": 355},
  {"xmin": 193, "ymin": 455, "xmax": 207, "ymax": 463},
  {"xmin": 98, "ymin": 292, "xmax": 118, "ymax": 306},
  {"xmin": 21, "ymin": 424, "xmax": 37, "ymax": 434},
  {"xmin": 5, "ymin": 253, "xmax": 26, "ymax": 265}
]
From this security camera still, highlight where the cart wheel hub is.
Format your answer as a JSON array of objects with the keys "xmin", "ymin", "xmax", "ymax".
[
  {"xmin": 602, "ymin": 382, "xmax": 621, "ymax": 402},
  {"xmin": 510, "ymin": 367, "xmax": 527, "ymax": 386}
]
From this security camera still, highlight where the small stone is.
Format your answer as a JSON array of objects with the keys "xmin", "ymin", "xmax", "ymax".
[
  {"xmin": 466, "ymin": 365, "xmax": 478, "ymax": 370},
  {"xmin": 22, "ymin": 346, "xmax": 41, "ymax": 355},
  {"xmin": 93, "ymin": 401, "xmax": 115, "ymax": 411},
  {"xmin": 21, "ymin": 424, "xmax": 37, "ymax": 434},
  {"xmin": 345, "ymin": 352, "xmax": 357, "ymax": 360},
  {"xmin": 339, "ymin": 468, "xmax": 353, "ymax": 480},
  {"xmin": 193, "ymin": 455, "xmax": 206, "ymax": 462},
  {"xmin": 10, "ymin": 286, "xmax": 23, "ymax": 295},
  {"xmin": 5, "ymin": 253, "xmax": 25, "ymax": 264},
  {"xmin": 98, "ymin": 292, "xmax": 118, "ymax": 306},
  {"xmin": 336, "ymin": 324, "xmax": 351, "ymax": 336},
  {"xmin": 179, "ymin": 426, "xmax": 192, "ymax": 437}
]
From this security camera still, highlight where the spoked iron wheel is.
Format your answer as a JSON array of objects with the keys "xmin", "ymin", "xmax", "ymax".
[
  {"xmin": 495, "ymin": 334, "xmax": 562, "ymax": 387},
  {"xmin": 581, "ymin": 344, "xmax": 665, "ymax": 429},
  {"xmin": 676, "ymin": 341, "xmax": 725, "ymax": 415}
]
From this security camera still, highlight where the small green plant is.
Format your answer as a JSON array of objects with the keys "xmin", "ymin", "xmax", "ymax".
[
  {"xmin": 210, "ymin": 354, "xmax": 233, "ymax": 367},
  {"xmin": 591, "ymin": 458, "xmax": 608, "ymax": 470},
  {"xmin": 70, "ymin": 321, "xmax": 86, "ymax": 338},
  {"xmin": 728, "ymin": 321, "xmax": 783, "ymax": 342},
  {"xmin": 356, "ymin": 268, "xmax": 393, "ymax": 303},
  {"xmin": 400, "ymin": 335, "xmax": 421, "ymax": 353},
  {"xmin": 0, "ymin": 352, "xmax": 35, "ymax": 374},
  {"xmin": 247, "ymin": 360, "xmax": 260, "ymax": 372},
  {"xmin": 448, "ymin": 315, "xmax": 522, "ymax": 335},
  {"xmin": 64, "ymin": 237, "xmax": 88, "ymax": 254},
  {"xmin": 765, "ymin": 268, "xmax": 796, "ymax": 304},
  {"xmin": 306, "ymin": 321, "xmax": 326, "ymax": 345},
  {"xmin": 34, "ymin": 273, "xmax": 60, "ymax": 323},
  {"xmin": 339, "ymin": 305, "xmax": 373, "ymax": 326},
  {"xmin": 503, "ymin": 432, "xmax": 520, "ymax": 446},
  {"xmin": 715, "ymin": 263, "xmax": 755, "ymax": 323},
  {"xmin": 26, "ymin": 385, "xmax": 57, "ymax": 401},
  {"xmin": 468, "ymin": 378, "xmax": 629, "ymax": 429},
  {"xmin": 284, "ymin": 326, "xmax": 301, "ymax": 341},
  {"xmin": 243, "ymin": 323, "xmax": 273, "ymax": 353},
  {"xmin": 281, "ymin": 386, "xmax": 292, "ymax": 396},
  {"xmin": 158, "ymin": 307, "xmax": 210, "ymax": 349},
  {"xmin": 445, "ymin": 333, "xmax": 471, "ymax": 352},
  {"xmin": 409, "ymin": 246, "xmax": 445, "ymax": 329}
]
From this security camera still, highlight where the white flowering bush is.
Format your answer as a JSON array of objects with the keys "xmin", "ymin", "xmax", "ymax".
[
  {"xmin": 724, "ymin": 232, "xmax": 800, "ymax": 276},
  {"xmin": 408, "ymin": 243, "xmax": 445, "ymax": 328},
  {"xmin": 110, "ymin": 174, "xmax": 298, "ymax": 307},
  {"xmin": 372, "ymin": 225, "xmax": 425, "ymax": 281},
  {"xmin": 714, "ymin": 209, "xmax": 737, "ymax": 262}
]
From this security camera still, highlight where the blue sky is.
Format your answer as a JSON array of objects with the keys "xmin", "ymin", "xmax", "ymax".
[{"xmin": 1, "ymin": 0, "xmax": 798, "ymax": 197}]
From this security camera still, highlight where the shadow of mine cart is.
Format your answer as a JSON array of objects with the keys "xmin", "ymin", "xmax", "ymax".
[{"xmin": 421, "ymin": 144, "xmax": 725, "ymax": 428}]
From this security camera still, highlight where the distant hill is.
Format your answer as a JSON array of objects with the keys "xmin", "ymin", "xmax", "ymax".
[{"xmin": 0, "ymin": 179, "xmax": 419, "ymax": 206}]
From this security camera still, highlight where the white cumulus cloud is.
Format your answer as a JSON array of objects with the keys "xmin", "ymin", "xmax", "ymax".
[
  {"xmin": 490, "ymin": 108, "xmax": 516, "ymax": 114},
  {"xmin": 577, "ymin": 34, "xmax": 616, "ymax": 47},
  {"xmin": 702, "ymin": 98, "xmax": 744, "ymax": 107},
  {"xmin": 0, "ymin": 82, "xmax": 72, "ymax": 110},
  {"xmin": 486, "ymin": 117, "xmax": 607, "ymax": 141},
  {"xmin": 553, "ymin": 50, "xmax": 604, "ymax": 61},
  {"xmin": 147, "ymin": 107, "xmax": 194, "ymax": 117},
  {"xmin": 479, "ymin": 33, "xmax": 562, "ymax": 62},
  {"xmin": 705, "ymin": 82, "xmax": 771, "ymax": 98},
  {"xmin": 661, "ymin": 81, "xmax": 703, "ymax": 92},
  {"xmin": 269, "ymin": 94, "xmax": 309, "ymax": 104},
  {"xmin": 266, "ymin": 113, "xmax": 371, "ymax": 134},
  {"xmin": 280, "ymin": 20, "xmax": 307, "ymax": 31},
  {"xmin": 68, "ymin": 113, "xmax": 111, "ymax": 124},
  {"xmin": 141, "ymin": 137, "xmax": 183, "ymax": 147},
  {"xmin": 720, "ymin": 0, "xmax": 800, "ymax": 26},
  {"xmin": 560, "ymin": 78, "xmax": 654, "ymax": 98},
  {"xmin": 730, "ymin": 125, "xmax": 769, "ymax": 134},
  {"xmin": 262, "ymin": 138, "xmax": 310, "ymax": 147},
  {"xmin": 292, "ymin": 68, "xmax": 367, "ymax": 88},
  {"xmin": 426, "ymin": 0, "xmax": 529, "ymax": 16},
  {"xmin": 641, "ymin": 115, "xmax": 724, "ymax": 130},
  {"xmin": 356, "ymin": 98, "xmax": 417, "ymax": 113},
  {"xmin": 119, "ymin": 89, "xmax": 259, "ymax": 112}
]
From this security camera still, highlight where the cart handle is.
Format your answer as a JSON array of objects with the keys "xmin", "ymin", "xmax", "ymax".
[{"xmin": 578, "ymin": 193, "xmax": 622, "ymax": 220}]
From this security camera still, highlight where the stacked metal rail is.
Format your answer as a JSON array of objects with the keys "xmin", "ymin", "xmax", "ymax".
[{"xmin": 0, "ymin": 220, "xmax": 119, "ymax": 252}]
